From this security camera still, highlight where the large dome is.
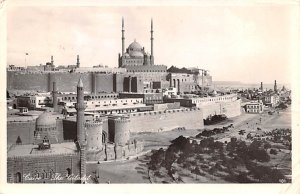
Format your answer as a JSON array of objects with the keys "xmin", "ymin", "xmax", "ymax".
[
  {"xmin": 128, "ymin": 40, "xmax": 142, "ymax": 51},
  {"xmin": 36, "ymin": 112, "xmax": 56, "ymax": 127},
  {"xmin": 129, "ymin": 51, "xmax": 144, "ymax": 57}
]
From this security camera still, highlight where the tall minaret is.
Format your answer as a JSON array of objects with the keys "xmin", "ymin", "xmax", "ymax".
[
  {"xmin": 75, "ymin": 78, "xmax": 87, "ymax": 183},
  {"xmin": 150, "ymin": 18, "xmax": 154, "ymax": 65},
  {"xmin": 122, "ymin": 17, "xmax": 125, "ymax": 56},
  {"xmin": 52, "ymin": 82, "xmax": 58, "ymax": 112},
  {"xmin": 51, "ymin": 56, "xmax": 54, "ymax": 66},
  {"xmin": 76, "ymin": 55, "xmax": 80, "ymax": 68},
  {"xmin": 260, "ymin": 82, "xmax": 263, "ymax": 92},
  {"xmin": 274, "ymin": 80, "xmax": 278, "ymax": 92}
]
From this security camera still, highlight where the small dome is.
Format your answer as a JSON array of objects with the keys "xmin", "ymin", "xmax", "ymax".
[{"xmin": 36, "ymin": 112, "xmax": 56, "ymax": 127}]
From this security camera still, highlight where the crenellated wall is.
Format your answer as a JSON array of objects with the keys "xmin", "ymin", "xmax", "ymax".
[
  {"xmin": 201, "ymin": 99, "xmax": 242, "ymax": 119},
  {"xmin": 86, "ymin": 140, "xmax": 144, "ymax": 161},
  {"xmin": 7, "ymin": 71, "xmax": 170, "ymax": 93},
  {"xmin": 127, "ymin": 108, "xmax": 204, "ymax": 133}
]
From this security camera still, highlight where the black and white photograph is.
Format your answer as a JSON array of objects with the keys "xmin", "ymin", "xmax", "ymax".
[{"xmin": 1, "ymin": 0, "xmax": 299, "ymax": 193}]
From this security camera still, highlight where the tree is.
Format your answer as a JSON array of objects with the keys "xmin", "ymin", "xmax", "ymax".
[
  {"xmin": 270, "ymin": 149, "xmax": 278, "ymax": 155},
  {"xmin": 192, "ymin": 167, "xmax": 201, "ymax": 180}
]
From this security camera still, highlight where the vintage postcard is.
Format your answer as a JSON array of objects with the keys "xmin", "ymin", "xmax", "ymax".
[{"xmin": 1, "ymin": 0, "xmax": 299, "ymax": 194}]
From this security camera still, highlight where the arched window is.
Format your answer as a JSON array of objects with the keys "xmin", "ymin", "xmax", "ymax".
[
  {"xmin": 35, "ymin": 170, "xmax": 39, "ymax": 179},
  {"xmin": 44, "ymin": 170, "xmax": 48, "ymax": 179},
  {"xmin": 49, "ymin": 169, "xmax": 54, "ymax": 179},
  {"xmin": 15, "ymin": 172, "xmax": 21, "ymax": 183}
]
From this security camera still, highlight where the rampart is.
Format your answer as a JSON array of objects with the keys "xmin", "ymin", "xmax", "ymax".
[
  {"xmin": 128, "ymin": 108, "xmax": 204, "ymax": 133},
  {"xmin": 200, "ymin": 99, "xmax": 242, "ymax": 119},
  {"xmin": 86, "ymin": 140, "xmax": 144, "ymax": 161},
  {"xmin": 7, "ymin": 71, "xmax": 168, "ymax": 93}
]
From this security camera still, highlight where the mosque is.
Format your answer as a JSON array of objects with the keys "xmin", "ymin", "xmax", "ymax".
[{"xmin": 118, "ymin": 18, "xmax": 155, "ymax": 67}]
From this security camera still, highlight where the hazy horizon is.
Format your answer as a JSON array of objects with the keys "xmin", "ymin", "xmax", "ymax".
[{"xmin": 7, "ymin": 5, "xmax": 297, "ymax": 84}]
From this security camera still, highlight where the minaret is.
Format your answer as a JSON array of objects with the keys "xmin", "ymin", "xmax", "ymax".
[
  {"xmin": 51, "ymin": 56, "xmax": 54, "ymax": 66},
  {"xmin": 274, "ymin": 80, "xmax": 278, "ymax": 92},
  {"xmin": 150, "ymin": 18, "xmax": 154, "ymax": 65},
  {"xmin": 260, "ymin": 82, "xmax": 263, "ymax": 92},
  {"xmin": 52, "ymin": 82, "xmax": 58, "ymax": 112},
  {"xmin": 76, "ymin": 55, "xmax": 80, "ymax": 68},
  {"xmin": 122, "ymin": 17, "xmax": 125, "ymax": 56},
  {"xmin": 75, "ymin": 78, "xmax": 87, "ymax": 183}
]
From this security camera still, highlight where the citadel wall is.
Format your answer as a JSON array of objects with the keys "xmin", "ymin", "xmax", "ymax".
[
  {"xmin": 7, "ymin": 71, "xmax": 168, "ymax": 93},
  {"xmin": 200, "ymin": 99, "xmax": 242, "ymax": 119},
  {"xmin": 85, "ymin": 140, "xmax": 144, "ymax": 161},
  {"xmin": 128, "ymin": 108, "xmax": 204, "ymax": 133}
]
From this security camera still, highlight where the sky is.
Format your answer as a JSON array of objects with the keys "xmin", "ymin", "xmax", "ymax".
[{"xmin": 6, "ymin": 4, "xmax": 298, "ymax": 84}]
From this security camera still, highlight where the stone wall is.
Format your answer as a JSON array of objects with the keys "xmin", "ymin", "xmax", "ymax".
[
  {"xmin": 86, "ymin": 141, "xmax": 144, "ymax": 161},
  {"xmin": 7, "ymin": 121, "xmax": 35, "ymax": 145},
  {"xmin": 8, "ymin": 71, "xmax": 169, "ymax": 93},
  {"xmin": 201, "ymin": 99, "xmax": 241, "ymax": 119},
  {"xmin": 128, "ymin": 108, "xmax": 204, "ymax": 133},
  {"xmin": 7, "ymin": 119, "xmax": 65, "ymax": 146},
  {"xmin": 7, "ymin": 153, "xmax": 80, "ymax": 183}
]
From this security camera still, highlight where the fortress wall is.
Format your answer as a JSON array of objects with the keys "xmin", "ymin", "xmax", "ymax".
[
  {"xmin": 113, "ymin": 74, "xmax": 125, "ymax": 92},
  {"xmin": 128, "ymin": 108, "xmax": 204, "ymax": 133},
  {"xmin": 220, "ymin": 99, "xmax": 241, "ymax": 118},
  {"xmin": 95, "ymin": 74, "xmax": 114, "ymax": 93},
  {"xmin": 7, "ymin": 154, "xmax": 80, "ymax": 183},
  {"xmin": 7, "ymin": 121, "xmax": 35, "ymax": 145},
  {"xmin": 7, "ymin": 71, "xmax": 117, "ymax": 93},
  {"xmin": 51, "ymin": 73, "xmax": 93, "ymax": 92},
  {"xmin": 86, "ymin": 141, "xmax": 144, "ymax": 162},
  {"xmin": 7, "ymin": 72, "xmax": 49, "ymax": 91},
  {"xmin": 200, "ymin": 99, "xmax": 241, "ymax": 119}
]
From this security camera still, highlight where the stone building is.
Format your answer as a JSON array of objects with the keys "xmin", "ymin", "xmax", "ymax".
[{"xmin": 244, "ymin": 101, "xmax": 264, "ymax": 114}]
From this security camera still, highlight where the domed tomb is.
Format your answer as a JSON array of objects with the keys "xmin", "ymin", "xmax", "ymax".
[{"xmin": 34, "ymin": 111, "xmax": 59, "ymax": 145}]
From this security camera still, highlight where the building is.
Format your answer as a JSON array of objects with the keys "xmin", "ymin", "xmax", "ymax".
[
  {"xmin": 119, "ymin": 18, "xmax": 155, "ymax": 67},
  {"xmin": 16, "ymin": 94, "xmax": 51, "ymax": 110},
  {"xmin": 244, "ymin": 101, "xmax": 264, "ymax": 114},
  {"xmin": 164, "ymin": 93, "xmax": 241, "ymax": 119},
  {"xmin": 119, "ymin": 92, "xmax": 163, "ymax": 105},
  {"xmin": 263, "ymin": 93, "xmax": 280, "ymax": 107}
]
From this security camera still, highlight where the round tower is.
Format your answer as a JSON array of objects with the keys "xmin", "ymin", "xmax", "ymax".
[
  {"xmin": 85, "ymin": 121, "xmax": 103, "ymax": 150},
  {"xmin": 110, "ymin": 116, "xmax": 130, "ymax": 146}
]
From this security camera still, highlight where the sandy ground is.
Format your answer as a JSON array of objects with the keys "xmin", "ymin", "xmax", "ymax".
[{"xmin": 87, "ymin": 107, "xmax": 291, "ymax": 183}]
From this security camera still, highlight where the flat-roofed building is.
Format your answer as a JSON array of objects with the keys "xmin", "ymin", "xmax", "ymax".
[{"xmin": 244, "ymin": 101, "xmax": 264, "ymax": 114}]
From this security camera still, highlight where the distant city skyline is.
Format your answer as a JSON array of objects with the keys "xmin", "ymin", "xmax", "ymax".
[{"xmin": 7, "ymin": 5, "xmax": 296, "ymax": 84}]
